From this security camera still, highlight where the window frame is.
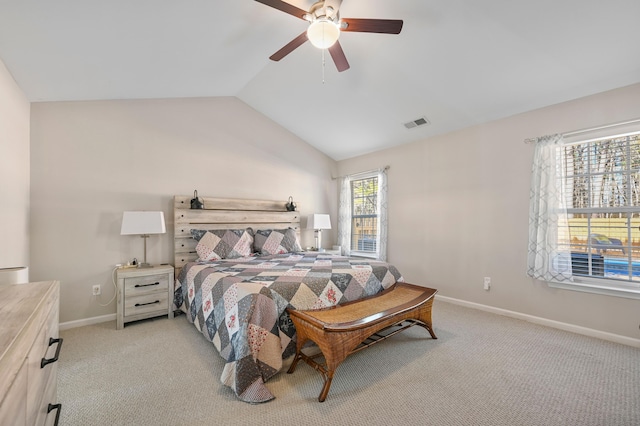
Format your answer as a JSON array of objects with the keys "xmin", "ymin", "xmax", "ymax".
[
  {"xmin": 552, "ymin": 130, "xmax": 640, "ymax": 300},
  {"xmin": 348, "ymin": 171, "xmax": 380, "ymax": 259}
]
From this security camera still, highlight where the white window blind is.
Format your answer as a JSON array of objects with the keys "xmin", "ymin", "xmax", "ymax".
[{"xmin": 560, "ymin": 132, "xmax": 640, "ymax": 285}]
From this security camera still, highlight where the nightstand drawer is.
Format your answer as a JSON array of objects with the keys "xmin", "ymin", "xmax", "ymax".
[
  {"xmin": 124, "ymin": 273, "xmax": 169, "ymax": 296},
  {"xmin": 124, "ymin": 292, "xmax": 168, "ymax": 317}
]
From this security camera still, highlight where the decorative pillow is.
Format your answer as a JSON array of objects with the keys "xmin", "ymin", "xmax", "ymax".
[
  {"xmin": 253, "ymin": 228, "xmax": 302, "ymax": 255},
  {"xmin": 191, "ymin": 228, "xmax": 254, "ymax": 261}
]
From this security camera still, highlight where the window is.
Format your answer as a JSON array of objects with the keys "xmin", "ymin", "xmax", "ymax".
[
  {"xmin": 338, "ymin": 168, "xmax": 388, "ymax": 260},
  {"xmin": 528, "ymin": 127, "xmax": 640, "ymax": 299},
  {"xmin": 351, "ymin": 175, "xmax": 379, "ymax": 255},
  {"xmin": 561, "ymin": 133, "xmax": 640, "ymax": 285}
]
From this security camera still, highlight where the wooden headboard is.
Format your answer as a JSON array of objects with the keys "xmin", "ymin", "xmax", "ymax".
[{"xmin": 173, "ymin": 195, "xmax": 301, "ymax": 273}]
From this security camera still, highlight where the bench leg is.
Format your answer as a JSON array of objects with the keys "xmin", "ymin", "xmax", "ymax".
[
  {"xmin": 318, "ymin": 375, "xmax": 334, "ymax": 402},
  {"xmin": 316, "ymin": 335, "xmax": 362, "ymax": 402},
  {"xmin": 417, "ymin": 322, "xmax": 438, "ymax": 339},
  {"xmin": 412, "ymin": 304, "xmax": 438, "ymax": 339},
  {"xmin": 287, "ymin": 331, "xmax": 353, "ymax": 402},
  {"xmin": 288, "ymin": 346, "xmax": 344, "ymax": 402},
  {"xmin": 427, "ymin": 325, "xmax": 437, "ymax": 339},
  {"xmin": 287, "ymin": 352, "xmax": 303, "ymax": 374},
  {"xmin": 287, "ymin": 335, "xmax": 309, "ymax": 374}
]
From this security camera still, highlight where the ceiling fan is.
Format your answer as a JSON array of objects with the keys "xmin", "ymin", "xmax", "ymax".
[{"xmin": 255, "ymin": 0, "xmax": 403, "ymax": 72}]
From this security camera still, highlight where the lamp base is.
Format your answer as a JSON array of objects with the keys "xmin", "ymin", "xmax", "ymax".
[
  {"xmin": 316, "ymin": 229, "xmax": 324, "ymax": 251},
  {"xmin": 138, "ymin": 235, "xmax": 153, "ymax": 268}
]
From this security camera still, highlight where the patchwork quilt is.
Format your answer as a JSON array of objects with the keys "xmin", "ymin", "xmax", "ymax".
[{"xmin": 173, "ymin": 252, "xmax": 403, "ymax": 403}]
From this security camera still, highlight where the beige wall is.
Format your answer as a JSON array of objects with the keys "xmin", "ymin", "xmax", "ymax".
[
  {"xmin": 338, "ymin": 83, "xmax": 640, "ymax": 340},
  {"xmin": 30, "ymin": 97, "xmax": 338, "ymax": 323},
  {"xmin": 19, "ymin": 76, "xmax": 640, "ymax": 339},
  {"xmin": 0, "ymin": 59, "xmax": 30, "ymax": 269}
]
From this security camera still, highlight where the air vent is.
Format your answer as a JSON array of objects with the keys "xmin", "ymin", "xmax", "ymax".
[{"xmin": 403, "ymin": 116, "xmax": 430, "ymax": 129}]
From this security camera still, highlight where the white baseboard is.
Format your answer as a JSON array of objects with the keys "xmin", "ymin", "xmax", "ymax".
[
  {"xmin": 61, "ymin": 297, "xmax": 640, "ymax": 348},
  {"xmin": 435, "ymin": 295, "xmax": 640, "ymax": 348},
  {"xmin": 60, "ymin": 313, "xmax": 116, "ymax": 331}
]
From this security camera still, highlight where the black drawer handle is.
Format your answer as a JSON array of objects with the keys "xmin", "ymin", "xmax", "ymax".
[
  {"xmin": 41, "ymin": 337, "xmax": 63, "ymax": 368},
  {"xmin": 135, "ymin": 300, "xmax": 160, "ymax": 307},
  {"xmin": 134, "ymin": 281, "xmax": 160, "ymax": 288},
  {"xmin": 48, "ymin": 403, "xmax": 62, "ymax": 426}
]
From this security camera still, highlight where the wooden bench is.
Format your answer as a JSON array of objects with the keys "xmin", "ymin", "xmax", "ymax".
[{"xmin": 286, "ymin": 282, "xmax": 438, "ymax": 402}]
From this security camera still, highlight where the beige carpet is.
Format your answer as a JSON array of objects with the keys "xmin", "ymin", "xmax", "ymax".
[{"xmin": 58, "ymin": 300, "xmax": 640, "ymax": 425}]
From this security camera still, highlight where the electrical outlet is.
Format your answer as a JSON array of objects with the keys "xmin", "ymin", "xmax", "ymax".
[
  {"xmin": 483, "ymin": 277, "xmax": 491, "ymax": 291},
  {"xmin": 92, "ymin": 285, "xmax": 101, "ymax": 296}
]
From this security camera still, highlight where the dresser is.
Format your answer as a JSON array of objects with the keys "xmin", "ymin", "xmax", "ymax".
[
  {"xmin": 0, "ymin": 281, "xmax": 62, "ymax": 426},
  {"xmin": 116, "ymin": 264, "xmax": 174, "ymax": 330}
]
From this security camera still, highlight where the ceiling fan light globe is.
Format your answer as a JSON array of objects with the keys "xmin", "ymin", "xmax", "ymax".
[{"xmin": 307, "ymin": 19, "xmax": 340, "ymax": 49}]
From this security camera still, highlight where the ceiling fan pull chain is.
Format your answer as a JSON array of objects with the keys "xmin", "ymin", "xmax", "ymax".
[{"xmin": 322, "ymin": 47, "xmax": 326, "ymax": 84}]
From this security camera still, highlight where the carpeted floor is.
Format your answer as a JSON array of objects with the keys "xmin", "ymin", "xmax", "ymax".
[{"xmin": 58, "ymin": 300, "xmax": 640, "ymax": 425}]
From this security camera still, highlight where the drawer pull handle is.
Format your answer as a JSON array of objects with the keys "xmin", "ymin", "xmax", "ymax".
[
  {"xmin": 135, "ymin": 282, "xmax": 160, "ymax": 288},
  {"xmin": 48, "ymin": 403, "xmax": 62, "ymax": 426},
  {"xmin": 135, "ymin": 300, "xmax": 160, "ymax": 307},
  {"xmin": 41, "ymin": 337, "xmax": 64, "ymax": 368}
]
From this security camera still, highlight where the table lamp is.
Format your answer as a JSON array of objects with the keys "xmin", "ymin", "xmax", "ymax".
[
  {"xmin": 307, "ymin": 213, "xmax": 331, "ymax": 252},
  {"xmin": 120, "ymin": 211, "xmax": 166, "ymax": 268}
]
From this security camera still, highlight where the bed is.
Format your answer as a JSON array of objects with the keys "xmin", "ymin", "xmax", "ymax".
[{"xmin": 172, "ymin": 196, "xmax": 404, "ymax": 403}]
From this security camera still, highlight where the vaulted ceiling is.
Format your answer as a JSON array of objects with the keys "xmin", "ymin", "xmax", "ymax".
[{"xmin": 1, "ymin": 0, "xmax": 639, "ymax": 160}]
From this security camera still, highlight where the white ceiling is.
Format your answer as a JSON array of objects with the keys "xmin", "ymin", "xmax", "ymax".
[{"xmin": 1, "ymin": 0, "xmax": 639, "ymax": 160}]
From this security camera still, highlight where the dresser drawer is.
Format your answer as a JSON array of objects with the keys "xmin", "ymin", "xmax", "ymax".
[
  {"xmin": 124, "ymin": 273, "xmax": 169, "ymax": 296},
  {"xmin": 27, "ymin": 297, "xmax": 60, "ymax": 426},
  {"xmin": 0, "ymin": 358, "xmax": 27, "ymax": 426},
  {"xmin": 124, "ymin": 291, "xmax": 168, "ymax": 316},
  {"xmin": 35, "ymin": 364, "xmax": 58, "ymax": 426}
]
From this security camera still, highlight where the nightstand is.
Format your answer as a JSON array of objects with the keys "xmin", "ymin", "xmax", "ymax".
[{"xmin": 116, "ymin": 264, "xmax": 174, "ymax": 330}]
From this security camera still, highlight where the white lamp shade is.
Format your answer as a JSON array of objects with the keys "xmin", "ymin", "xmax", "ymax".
[
  {"xmin": 120, "ymin": 211, "xmax": 166, "ymax": 235},
  {"xmin": 307, "ymin": 213, "xmax": 331, "ymax": 230},
  {"xmin": 307, "ymin": 19, "xmax": 340, "ymax": 49}
]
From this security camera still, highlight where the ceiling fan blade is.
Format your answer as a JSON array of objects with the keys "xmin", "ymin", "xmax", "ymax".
[
  {"xmin": 254, "ymin": 0, "xmax": 308, "ymax": 20},
  {"xmin": 328, "ymin": 41, "xmax": 350, "ymax": 72},
  {"xmin": 341, "ymin": 18, "xmax": 403, "ymax": 34},
  {"xmin": 269, "ymin": 32, "xmax": 309, "ymax": 61}
]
